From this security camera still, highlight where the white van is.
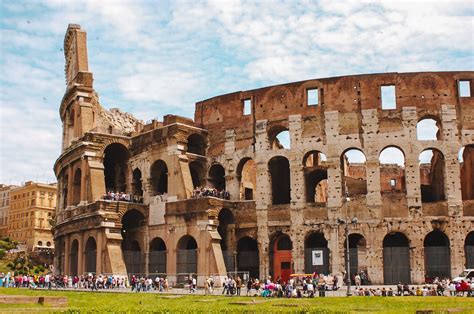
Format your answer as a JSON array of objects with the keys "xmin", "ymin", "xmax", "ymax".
[{"xmin": 452, "ymin": 269, "xmax": 474, "ymax": 283}]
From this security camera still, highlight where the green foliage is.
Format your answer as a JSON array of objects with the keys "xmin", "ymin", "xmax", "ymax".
[{"xmin": 0, "ymin": 249, "xmax": 5, "ymax": 259}]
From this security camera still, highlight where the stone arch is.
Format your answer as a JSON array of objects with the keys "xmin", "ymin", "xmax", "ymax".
[
  {"xmin": 84, "ymin": 236, "xmax": 97, "ymax": 274},
  {"xmin": 103, "ymin": 143, "xmax": 129, "ymax": 193},
  {"xmin": 150, "ymin": 160, "xmax": 168, "ymax": 195},
  {"xmin": 176, "ymin": 235, "xmax": 198, "ymax": 282},
  {"xmin": 237, "ymin": 236, "xmax": 259, "ymax": 279},
  {"xmin": 208, "ymin": 163, "xmax": 226, "ymax": 191},
  {"xmin": 218, "ymin": 208, "xmax": 235, "ymax": 271},
  {"xmin": 344, "ymin": 233, "xmax": 367, "ymax": 282},
  {"xmin": 236, "ymin": 157, "xmax": 256, "ymax": 200},
  {"xmin": 383, "ymin": 232, "xmax": 410, "ymax": 284},
  {"xmin": 417, "ymin": 116, "xmax": 441, "ymax": 141},
  {"xmin": 268, "ymin": 125, "xmax": 290, "ymax": 150},
  {"xmin": 189, "ymin": 160, "xmax": 205, "ymax": 189},
  {"xmin": 268, "ymin": 156, "xmax": 291, "ymax": 205},
  {"xmin": 72, "ymin": 168, "xmax": 81, "ymax": 205},
  {"xmin": 149, "ymin": 237, "xmax": 167, "ymax": 274},
  {"xmin": 341, "ymin": 148, "xmax": 367, "ymax": 196},
  {"xmin": 424, "ymin": 230, "xmax": 451, "ymax": 280},
  {"xmin": 303, "ymin": 150, "xmax": 328, "ymax": 203},
  {"xmin": 419, "ymin": 148, "xmax": 446, "ymax": 202},
  {"xmin": 270, "ymin": 233, "xmax": 293, "ymax": 283},
  {"xmin": 304, "ymin": 232, "xmax": 330, "ymax": 274},
  {"xmin": 379, "ymin": 146, "xmax": 406, "ymax": 193},
  {"xmin": 460, "ymin": 144, "xmax": 474, "ymax": 200},
  {"xmin": 464, "ymin": 231, "xmax": 474, "ymax": 268},
  {"xmin": 121, "ymin": 209, "xmax": 145, "ymax": 275},
  {"xmin": 70, "ymin": 239, "xmax": 79, "ymax": 276},
  {"xmin": 132, "ymin": 168, "xmax": 143, "ymax": 199},
  {"xmin": 187, "ymin": 133, "xmax": 206, "ymax": 155}
]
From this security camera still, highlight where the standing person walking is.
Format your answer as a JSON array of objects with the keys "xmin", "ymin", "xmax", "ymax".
[{"xmin": 236, "ymin": 276, "xmax": 242, "ymax": 296}]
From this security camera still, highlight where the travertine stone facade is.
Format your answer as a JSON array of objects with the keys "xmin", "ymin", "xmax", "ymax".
[{"xmin": 53, "ymin": 24, "xmax": 474, "ymax": 286}]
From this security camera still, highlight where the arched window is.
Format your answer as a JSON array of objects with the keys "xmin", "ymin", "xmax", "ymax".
[
  {"xmin": 465, "ymin": 232, "xmax": 474, "ymax": 268},
  {"xmin": 218, "ymin": 208, "xmax": 235, "ymax": 271},
  {"xmin": 70, "ymin": 239, "xmax": 78, "ymax": 276},
  {"xmin": 341, "ymin": 149, "xmax": 367, "ymax": 196},
  {"xmin": 177, "ymin": 235, "xmax": 198, "ymax": 283},
  {"xmin": 345, "ymin": 234, "xmax": 367, "ymax": 281},
  {"xmin": 237, "ymin": 158, "xmax": 256, "ymax": 200},
  {"xmin": 208, "ymin": 164, "xmax": 226, "ymax": 191},
  {"xmin": 303, "ymin": 151, "xmax": 328, "ymax": 203},
  {"xmin": 460, "ymin": 145, "xmax": 474, "ymax": 200},
  {"xmin": 121, "ymin": 209, "xmax": 145, "ymax": 275},
  {"xmin": 85, "ymin": 237, "xmax": 97, "ymax": 273},
  {"xmin": 187, "ymin": 134, "xmax": 206, "ymax": 155},
  {"xmin": 103, "ymin": 143, "xmax": 129, "ymax": 193},
  {"xmin": 72, "ymin": 168, "xmax": 81, "ymax": 205},
  {"xmin": 417, "ymin": 117, "xmax": 441, "ymax": 141},
  {"xmin": 270, "ymin": 234, "xmax": 293, "ymax": 283},
  {"xmin": 379, "ymin": 147, "xmax": 406, "ymax": 193},
  {"xmin": 268, "ymin": 156, "xmax": 291, "ymax": 205},
  {"xmin": 269, "ymin": 126, "xmax": 290, "ymax": 150},
  {"xmin": 150, "ymin": 160, "xmax": 168, "ymax": 195},
  {"xmin": 419, "ymin": 148, "xmax": 445, "ymax": 202},
  {"xmin": 149, "ymin": 238, "xmax": 167, "ymax": 274},
  {"xmin": 132, "ymin": 168, "xmax": 143, "ymax": 198}
]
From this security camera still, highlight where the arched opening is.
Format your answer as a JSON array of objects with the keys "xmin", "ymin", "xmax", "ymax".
[
  {"xmin": 149, "ymin": 237, "xmax": 167, "ymax": 274},
  {"xmin": 187, "ymin": 133, "xmax": 206, "ymax": 155},
  {"xmin": 304, "ymin": 232, "xmax": 329, "ymax": 274},
  {"xmin": 344, "ymin": 234, "xmax": 367, "ymax": 284},
  {"xmin": 121, "ymin": 209, "xmax": 145, "ymax": 275},
  {"xmin": 176, "ymin": 235, "xmax": 198, "ymax": 283},
  {"xmin": 303, "ymin": 151, "xmax": 328, "ymax": 203},
  {"xmin": 383, "ymin": 232, "xmax": 410, "ymax": 284},
  {"xmin": 419, "ymin": 149, "xmax": 445, "ymax": 202},
  {"xmin": 379, "ymin": 146, "xmax": 406, "ymax": 193},
  {"xmin": 237, "ymin": 158, "xmax": 256, "ymax": 200},
  {"xmin": 62, "ymin": 174, "xmax": 68, "ymax": 209},
  {"xmin": 268, "ymin": 156, "xmax": 291, "ymax": 205},
  {"xmin": 269, "ymin": 126, "xmax": 290, "ymax": 150},
  {"xmin": 237, "ymin": 237, "xmax": 259, "ymax": 279},
  {"xmin": 72, "ymin": 169, "xmax": 81, "ymax": 205},
  {"xmin": 424, "ymin": 230, "xmax": 451, "ymax": 280},
  {"xmin": 189, "ymin": 161, "xmax": 204, "ymax": 189},
  {"xmin": 85, "ymin": 237, "xmax": 97, "ymax": 274},
  {"xmin": 150, "ymin": 160, "xmax": 168, "ymax": 195},
  {"xmin": 218, "ymin": 208, "xmax": 235, "ymax": 272},
  {"xmin": 132, "ymin": 168, "xmax": 143, "ymax": 199},
  {"xmin": 270, "ymin": 233, "xmax": 293, "ymax": 283},
  {"xmin": 341, "ymin": 149, "xmax": 367, "ymax": 196},
  {"xmin": 69, "ymin": 239, "xmax": 78, "ymax": 276},
  {"xmin": 103, "ymin": 143, "xmax": 129, "ymax": 193},
  {"xmin": 208, "ymin": 164, "xmax": 226, "ymax": 191},
  {"xmin": 464, "ymin": 232, "xmax": 474, "ymax": 268},
  {"xmin": 417, "ymin": 117, "xmax": 441, "ymax": 141},
  {"xmin": 460, "ymin": 145, "xmax": 474, "ymax": 200}
]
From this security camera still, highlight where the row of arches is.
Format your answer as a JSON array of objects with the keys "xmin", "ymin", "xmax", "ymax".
[{"xmin": 268, "ymin": 117, "xmax": 445, "ymax": 150}]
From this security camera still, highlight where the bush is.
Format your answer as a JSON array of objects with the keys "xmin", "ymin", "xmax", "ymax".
[
  {"xmin": 0, "ymin": 248, "xmax": 5, "ymax": 259},
  {"xmin": 6, "ymin": 262, "xmax": 13, "ymax": 268}
]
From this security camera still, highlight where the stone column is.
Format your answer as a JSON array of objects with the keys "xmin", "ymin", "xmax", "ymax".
[
  {"xmin": 64, "ymin": 235, "xmax": 70, "ymax": 275},
  {"xmin": 77, "ymin": 235, "xmax": 84, "ymax": 275},
  {"xmin": 80, "ymin": 157, "xmax": 87, "ymax": 203},
  {"xmin": 66, "ymin": 166, "xmax": 73, "ymax": 207},
  {"xmin": 328, "ymin": 226, "xmax": 342, "ymax": 275}
]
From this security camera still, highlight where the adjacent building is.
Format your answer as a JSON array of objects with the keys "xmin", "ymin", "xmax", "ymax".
[
  {"xmin": 0, "ymin": 184, "xmax": 17, "ymax": 238},
  {"xmin": 53, "ymin": 24, "xmax": 474, "ymax": 285},
  {"xmin": 8, "ymin": 181, "xmax": 57, "ymax": 252}
]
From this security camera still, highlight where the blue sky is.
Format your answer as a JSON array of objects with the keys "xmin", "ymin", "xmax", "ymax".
[{"xmin": 0, "ymin": 0, "xmax": 473, "ymax": 185}]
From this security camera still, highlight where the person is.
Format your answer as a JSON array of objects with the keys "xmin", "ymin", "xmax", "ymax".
[
  {"xmin": 354, "ymin": 274, "xmax": 361, "ymax": 288},
  {"xmin": 236, "ymin": 276, "xmax": 242, "ymax": 296},
  {"xmin": 192, "ymin": 276, "xmax": 197, "ymax": 293},
  {"xmin": 246, "ymin": 278, "xmax": 252, "ymax": 296},
  {"xmin": 45, "ymin": 273, "xmax": 51, "ymax": 290},
  {"xmin": 222, "ymin": 277, "xmax": 228, "ymax": 295}
]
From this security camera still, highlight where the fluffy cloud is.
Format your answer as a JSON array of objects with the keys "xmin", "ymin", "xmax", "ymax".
[{"xmin": 0, "ymin": 0, "xmax": 473, "ymax": 184}]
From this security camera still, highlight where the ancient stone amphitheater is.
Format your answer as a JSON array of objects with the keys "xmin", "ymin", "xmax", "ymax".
[{"xmin": 53, "ymin": 24, "xmax": 474, "ymax": 286}]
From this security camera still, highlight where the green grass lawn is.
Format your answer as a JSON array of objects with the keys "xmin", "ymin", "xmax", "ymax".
[{"xmin": 0, "ymin": 288, "xmax": 473, "ymax": 313}]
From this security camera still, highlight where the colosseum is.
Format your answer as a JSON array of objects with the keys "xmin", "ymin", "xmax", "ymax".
[{"xmin": 53, "ymin": 24, "xmax": 474, "ymax": 286}]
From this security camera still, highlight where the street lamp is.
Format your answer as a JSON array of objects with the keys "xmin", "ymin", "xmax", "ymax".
[{"xmin": 338, "ymin": 191, "xmax": 358, "ymax": 297}]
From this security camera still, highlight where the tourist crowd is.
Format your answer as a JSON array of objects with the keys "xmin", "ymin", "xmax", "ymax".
[
  {"xmin": 191, "ymin": 186, "xmax": 230, "ymax": 200},
  {"xmin": 102, "ymin": 191, "xmax": 143, "ymax": 203}
]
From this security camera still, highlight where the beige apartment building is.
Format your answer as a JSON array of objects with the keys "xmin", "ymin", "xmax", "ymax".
[
  {"xmin": 8, "ymin": 181, "xmax": 57, "ymax": 252},
  {"xmin": 0, "ymin": 184, "xmax": 17, "ymax": 238}
]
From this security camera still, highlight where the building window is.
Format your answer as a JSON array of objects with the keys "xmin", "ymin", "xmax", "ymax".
[
  {"xmin": 381, "ymin": 85, "xmax": 396, "ymax": 110},
  {"xmin": 38, "ymin": 241, "xmax": 42, "ymax": 246},
  {"xmin": 243, "ymin": 99, "xmax": 252, "ymax": 115},
  {"xmin": 46, "ymin": 241, "xmax": 51, "ymax": 247},
  {"xmin": 390, "ymin": 179, "xmax": 396, "ymax": 187},
  {"xmin": 307, "ymin": 88, "xmax": 319, "ymax": 106},
  {"xmin": 459, "ymin": 80, "xmax": 471, "ymax": 97}
]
